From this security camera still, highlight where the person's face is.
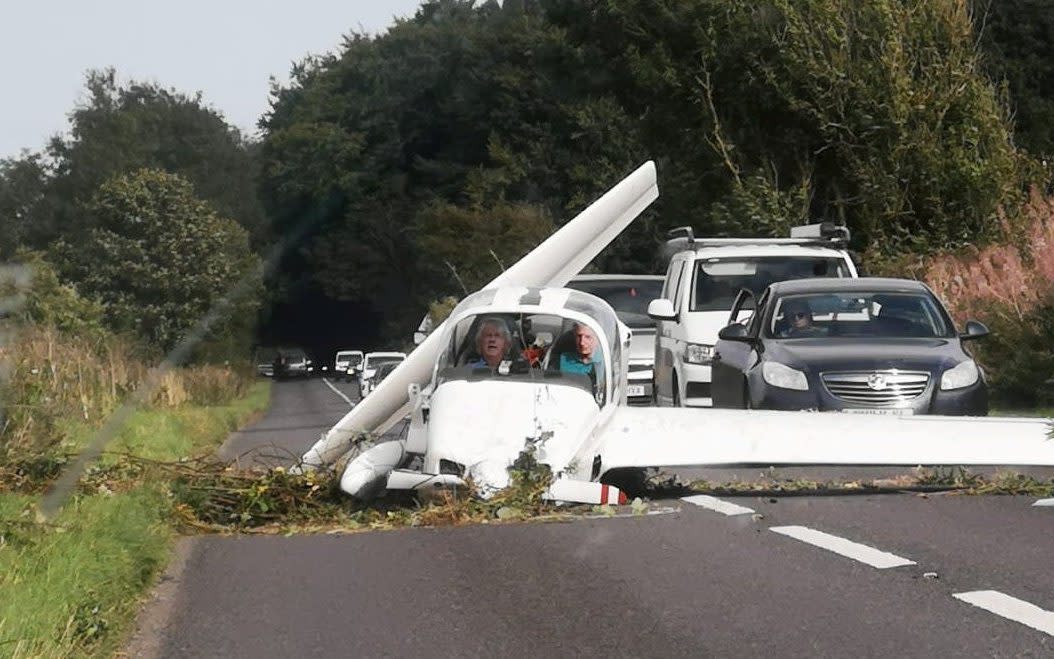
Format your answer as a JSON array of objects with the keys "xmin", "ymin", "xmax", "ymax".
[
  {"xmin": 788, "ymin": 308, "xmax": 811, "ymax": 328},
  {"xmin": 478, "ymin": 323, "xmax": 509, "ymax": 364},
  {"xmin": 574, "ymin": 324, "xmax": 597, "ymax": 360}
]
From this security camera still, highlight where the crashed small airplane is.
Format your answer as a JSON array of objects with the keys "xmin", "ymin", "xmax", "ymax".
[{"xmin": 300, "ymin": 161, "xmax": 1054, "ymax": 504}]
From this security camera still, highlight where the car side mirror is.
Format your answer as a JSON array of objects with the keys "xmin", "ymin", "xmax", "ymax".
[
  {"xmin": 647, "ymin": 298, "xmax": 677, "ymax": 321},
  {"xmin": 413, "ymin": 331, "xmax": 426, "ymax": 345},
  {"xmin": 718, "ymin": 323, "xmax": 754, "ymax": 343},
  {"xmin": 960, "ymin": 320, "xmax": 990, "ymax": 340}
]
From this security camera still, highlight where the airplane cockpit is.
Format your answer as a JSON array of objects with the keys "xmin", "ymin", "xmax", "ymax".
[{"xmin": 432, "ymin": 288, "xmax": 626, "ymax": 406}]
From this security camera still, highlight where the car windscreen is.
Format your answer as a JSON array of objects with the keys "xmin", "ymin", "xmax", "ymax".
[
  {"xmin": 567, "ymin": 279, "xmax": 663, "ymax": 328},
  {"xmin": 691, "ymin": 257, "xmax": 850, "ymax": 312},
  {"xmin": 767, "ymin": 292, "xmax": 952, "ymax": 338}
]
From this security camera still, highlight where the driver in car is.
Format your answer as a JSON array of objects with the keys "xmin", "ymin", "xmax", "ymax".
[
  {"xmin": 779, "ymin": 300, "xmax": 825, "ymax": 338},
  {"xmin": 469, "ymin": 318, "xmax": 512, "ymax": 370}
]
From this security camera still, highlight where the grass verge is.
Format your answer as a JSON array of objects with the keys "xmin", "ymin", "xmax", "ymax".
[{"xmin": 0, "ymin": 380, "xmax": 270, "ymax": 658}]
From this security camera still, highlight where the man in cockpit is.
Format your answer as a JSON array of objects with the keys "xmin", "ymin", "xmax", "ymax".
[
  {"xmin": 559, "ymin": 322, "xmax": 605, "ymax": 391},
  {"xmin": 468, "ymin": 318, "xmax": 512, "ymax": 370}
]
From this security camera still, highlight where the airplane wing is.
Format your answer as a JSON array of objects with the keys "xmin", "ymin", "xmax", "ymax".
[
  {"xmin": 300, "ymin": 161, "xmax": 659, "ymax": 468},
  {"xmin": 597, "ymin": 407, "xmax": 1054, "ymax": 473}
]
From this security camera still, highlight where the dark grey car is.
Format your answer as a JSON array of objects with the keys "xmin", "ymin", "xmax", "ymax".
[{"xmin": 711, "ymin": 278, "xmax": 990, "ymax": 415}]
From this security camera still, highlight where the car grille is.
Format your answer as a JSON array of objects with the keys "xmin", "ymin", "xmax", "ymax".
[
  {"xmin": 628, "ymin": 363, "xmax": 651, "ymax": 373},
  {"xmin": 821, "ymin": 371, "xmax": 929, "ymax": 406}
]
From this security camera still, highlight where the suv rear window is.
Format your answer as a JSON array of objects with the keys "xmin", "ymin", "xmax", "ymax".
[{"xmin": 691, "ymin": 257, "xmax": 849, "ymax": 311}]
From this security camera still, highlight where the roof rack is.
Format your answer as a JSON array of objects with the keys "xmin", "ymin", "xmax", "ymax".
[{"xmin": 663, "ymin": 222, "xmax": 850, "ymax": 256}]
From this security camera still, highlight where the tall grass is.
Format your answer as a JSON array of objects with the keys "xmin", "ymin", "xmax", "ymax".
[
  {"xmin": 0, "ymin": 487, "xmax": 172, "ymax": 658},
  {"xmin": 0, "ymin": 381, "xmax": 269, "ymax": 657},
  {"xmin": 1, "ymin": 325, "xmax": 256, "ymax": 463}
]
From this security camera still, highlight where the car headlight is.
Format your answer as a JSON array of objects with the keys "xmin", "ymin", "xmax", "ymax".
[
  {"xmin": 762, "ymin": 362, "xmax": 809, "ymax": 391},
  {"xmin": 684, "ymin": 343, "xmax": 714, "ymax": 365},
  {"xmin": 941, "ymin": 360, "xmax": 979, "ymax": 390}
]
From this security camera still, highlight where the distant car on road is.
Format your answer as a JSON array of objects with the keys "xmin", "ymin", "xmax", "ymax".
[
  {"xmin": 362, "ymin": 361, "xmax": 400, "ymax": 398},
  {"xmin": 255, "ymin": 347, "xmax": 277, "ymax": 377},
  {"xmin": 273, "ymin": 347, "xmax": 312, "ymax": 380},
  {"xmin": 567, "ymin": 274, "xmax": 664, "ymax": 404},
  {"xmin": 334, "ymin": 350, "xmax": 364, "ymax": 381},
  {"xmin": 359, "ymin": 351, "xmax": 407, "ymax": 398},
  {"xmin": 711, "ymin": 277, "xmax": 990, "ymax": 415}
]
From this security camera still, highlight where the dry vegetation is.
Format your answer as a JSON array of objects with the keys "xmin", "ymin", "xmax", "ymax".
[
  {"xmin": 916, "ymin": 188, "xmax": 1054, "ymax": 323},
  {"xmin": 0, "ymin": 325, "xmax": 255, "ymax": 466}
]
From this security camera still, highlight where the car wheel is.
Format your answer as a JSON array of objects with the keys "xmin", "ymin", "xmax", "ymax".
[{"xmin": 743, "ymin": 379, "xmax": 752, "ymax": 410}]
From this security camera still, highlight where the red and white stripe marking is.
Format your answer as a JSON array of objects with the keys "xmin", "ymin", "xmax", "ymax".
[{"xmin": 954, "ymin": 591, "xmax": 1054, "ymax": 637}]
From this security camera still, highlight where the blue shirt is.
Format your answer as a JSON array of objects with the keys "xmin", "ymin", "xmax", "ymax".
[{"xmin": 559, "ymin": 352, "xmax": 604, "ymax": 391}]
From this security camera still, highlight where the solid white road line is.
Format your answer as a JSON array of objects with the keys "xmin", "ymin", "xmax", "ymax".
[
  {"xmin": 681, "ymin": 494, "xmax": 756, "ymax": 516},
  {"xmin": 1033, "ymin": 498, "xmax": 1054, "ymax": 507},
  {"xmin": 322, "ymin": 377, "xmax": 354, "ymax": 407},
  {"xmin": 953, "ymin": 591, "xmax": 1054, "ymax": 637},
  {"xmin": 769, "ymin": 525, "xmax": 916, "ymax": 569}
]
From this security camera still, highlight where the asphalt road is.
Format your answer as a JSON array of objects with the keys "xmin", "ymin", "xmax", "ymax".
[{"xmin": 135, "ymin": 377, "xmax": 1054, "ymax": 657}]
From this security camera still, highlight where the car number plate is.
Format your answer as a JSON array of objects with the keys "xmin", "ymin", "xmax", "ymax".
[
  {"xmin": 627, "ymin": 385, "xmax": 646, "ymax": 397},
  {"xmin": 841, "ymin": 408, "xmax": 913, "ymax": 416}
]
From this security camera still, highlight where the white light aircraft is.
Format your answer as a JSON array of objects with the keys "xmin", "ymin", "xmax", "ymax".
[{"xmin": 299, "ymin": 162, "xmax": 1054, "ymax": 504}]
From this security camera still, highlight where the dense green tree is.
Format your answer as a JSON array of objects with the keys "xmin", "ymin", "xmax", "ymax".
[
  {"xmin": 0, "ymin": 155, "xmax": 50, "ymax": 257},
  {"xmin": 51, "ymin": 169, "xmax": 261, "ymax": 357},
  {"xmin": 29, "ymin": 69, "xmax": 268, "ymax": 250},
  {"xmin": 971, "ymin": 0, "xmax": 1054, "ymax": 160},
  {"xmin": 545, "ymin": 0, "xmax": 1030, "ymax": 253},
  {"xmin": 259, "ymin": 0, "xmax": 1034, "ymax": 342},
  {"xmin": 416, "ymin": 202, "xmax": 555, "ymax": 292},
  {"xmin": 261, "ymin": 0, "xmax": 648, "ymax": 335}
]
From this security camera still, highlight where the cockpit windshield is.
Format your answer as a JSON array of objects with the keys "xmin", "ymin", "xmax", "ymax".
[{"xmin": 436, "ymin": 312, "xmax": 609, "ymax": 404}]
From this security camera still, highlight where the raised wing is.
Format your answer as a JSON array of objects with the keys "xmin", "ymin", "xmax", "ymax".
[
  {"xmin": 301, "ymin": 161, "xmax": 659, "ymax": 468},
  {"xmin": 598, "ymin": 407, "xmax": 1054, "ymax": 473}
]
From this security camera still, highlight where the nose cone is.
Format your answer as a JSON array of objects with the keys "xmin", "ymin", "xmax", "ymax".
[{"xmin": 427, "ymin": 379, "xmax": 599, "ymax": 494}]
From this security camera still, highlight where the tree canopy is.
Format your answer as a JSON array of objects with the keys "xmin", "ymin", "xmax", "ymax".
[
  {"xmin": 2, "ymin": 70, "xmax": 267, "ymax": 254},
  {"xmin": 259, "ymin": 0, "xmax": 1033, "ymax": 336},
  {"xmin": 51, "ymin": 169, "xmax": 261, "ymax": 357}
]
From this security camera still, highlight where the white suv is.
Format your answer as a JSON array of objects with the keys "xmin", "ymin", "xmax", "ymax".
[
  {"xmin": 647, "ymin": 223, "xmax": 858, "ymax": 407},
  {"xmin": 358, "ymin": 351, "xmax": 407, "ymax": 398}
]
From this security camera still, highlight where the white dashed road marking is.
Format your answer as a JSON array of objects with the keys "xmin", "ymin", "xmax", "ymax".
[
  {"xmin": 322, "ymin": 378, "xmax": 354, "ymax": 407},
  {"xmin": 953, "ymin": 591, "xmax": 1054, "ymax": 637},
  {"xmin": 1033, "ymin": 498, "xmax": 1054, "ymax": 507},
  {"xmin": 681, "ymin": 495, "xmax": 756, "ymax": 516},
  {"xmin": 769, "ymin": 525, "xmax": 916, "ymax": 569}
]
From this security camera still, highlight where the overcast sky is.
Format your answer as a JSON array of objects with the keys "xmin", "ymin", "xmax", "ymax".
[{"xmin": 0, "ymin": 0, "xmax": 424, "ymax": 159}]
